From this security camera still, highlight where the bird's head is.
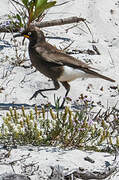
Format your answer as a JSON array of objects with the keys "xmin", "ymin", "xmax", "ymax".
[{"xmin": 14, "ymin": 26, "xmax": 45, "ymax": 43}]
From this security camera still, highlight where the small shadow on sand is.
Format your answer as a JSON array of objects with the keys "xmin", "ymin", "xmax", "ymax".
[
  {"xmin": 0, "ymin": 103, "xmax": 60, "ymax": 111},
  {"xmin": 0, "ymin": 103, "xmax": 42, "ymax": 110}
]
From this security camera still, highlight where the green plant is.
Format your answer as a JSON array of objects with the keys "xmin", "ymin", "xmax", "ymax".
[
  {"xmin": 0, "ymin": 102, "xmax": 119, "ymax": 152},
  {"xmin": 9, "ymin": 0, "xmax": 56, "ymax": 29}
]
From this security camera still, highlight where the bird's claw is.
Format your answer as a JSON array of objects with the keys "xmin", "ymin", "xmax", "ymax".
[{"xmin": 30, "ymin": 90, "xmax": 47, "ymax": 100}]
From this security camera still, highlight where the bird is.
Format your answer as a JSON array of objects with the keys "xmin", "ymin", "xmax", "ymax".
[{"xmin": 14, "ymin": 26, "xmax": 115, "ymax": 108}]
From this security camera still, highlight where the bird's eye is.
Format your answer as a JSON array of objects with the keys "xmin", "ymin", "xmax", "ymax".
[{"xmin": 28, "ymin": 32, "xmax": 32, "ymax": 36}]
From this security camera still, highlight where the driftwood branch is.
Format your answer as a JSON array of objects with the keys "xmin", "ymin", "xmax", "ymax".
[
  {"xmin": 50, "ymin": 152, "xmax": 119, "ymax": 180},
  {"xmin": 0, "ymin": 16, "xmax": 86, "ymax": 33},
  {"xmin": 65, "ymin": 154, "xmax": 119, "ymax": 180},
  {"xmin": 34, "ymin": 16, "xmax": 86, "ymax": 28},
  {"xmin": 0, "ymin": 173, "xmax": 30, "ymax": 180},
  {"xmin": 67, "ymin": 166, "xmax": 116, "ymax": 179}
]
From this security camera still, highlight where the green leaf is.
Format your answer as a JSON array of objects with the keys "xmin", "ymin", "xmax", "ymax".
[
  {"xmin": 34, "ymin": 0, "xmax": 47, "ymax": 17},
  {"xmin": 16, "ymin": 14, "xmax": 23, "ymax": 27},
  {"xmin": 32, "ymin": 1, "xmax": 56, "ymax": 21},
  {"xmin": 21, "ymin": 0, "xmax": 29, "ymax": 8},
  {"xmin": 44, "ymin": 1, "xmax": 56, "ymax": 10},
  {"xmin": 36, "ymin": 0, "xmax": 47, "ymax": 9},
  {"xmin": 16, "ymin": 14, "xmax": 21, "ymax": 22}
]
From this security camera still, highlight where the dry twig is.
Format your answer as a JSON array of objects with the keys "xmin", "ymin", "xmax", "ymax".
[{"xmin": 0, "ymin": 16, "xmax": 86, "ymax": 32}]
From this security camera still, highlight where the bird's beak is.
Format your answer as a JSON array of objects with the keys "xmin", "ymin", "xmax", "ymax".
[{"xmin": 24, "ymin": 35, "xmax": 30, "ymax": 39}]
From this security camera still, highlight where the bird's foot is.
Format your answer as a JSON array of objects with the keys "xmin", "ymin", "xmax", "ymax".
[{"xmin": 30, "ymin": 90, "xmax": 47, "ymax": 100}]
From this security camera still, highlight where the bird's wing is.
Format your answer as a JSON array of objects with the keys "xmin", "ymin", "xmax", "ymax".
[
  {"xmin": 35, "ymin": 42, "xmax": 99, "ymax": 71},
  {"xmin": 34, "ymin": 43, "xmax": 115, "ymax": 82}
]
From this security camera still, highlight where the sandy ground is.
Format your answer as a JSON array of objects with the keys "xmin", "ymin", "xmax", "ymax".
[
  {"xmin": 0, "ymin": 145, "xmax": 118, "ymax": 180},
  {"xmin": 0, "ymin": 0, "xmax": 119, "ymax": 179}
]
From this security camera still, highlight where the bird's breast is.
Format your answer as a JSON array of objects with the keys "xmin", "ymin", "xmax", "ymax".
[{"xmin": 29, "ymin": 46, "xmax": 63, "ymax": 80}]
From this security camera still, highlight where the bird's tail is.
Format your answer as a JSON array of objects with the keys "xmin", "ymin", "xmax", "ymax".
[
  {"xmin": 84, "ymin": 68, "xmax": 115, "ymax": 82},
  {"xmin": 95, "ymin": 72, "xmax": 115, "ymax": 82}
]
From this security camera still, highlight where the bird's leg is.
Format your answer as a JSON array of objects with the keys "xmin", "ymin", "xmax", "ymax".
[
  {"xmin": 60, "ymin": 81, "xmax": 70, "ymax": 108},
  {"xmin": 30, "ymin": 80, "xmax": 60, "ymax": 100}
]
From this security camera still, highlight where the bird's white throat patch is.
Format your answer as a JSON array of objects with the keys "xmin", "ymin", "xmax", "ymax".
[{"xmin": 58, "ymin": 66, "xmax": 95, "ymax": 82}]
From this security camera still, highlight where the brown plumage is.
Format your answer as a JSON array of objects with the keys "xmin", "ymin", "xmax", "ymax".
[{"xmin": 14, "ymin": 26, "xmax": 115, "ymax": 107}]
